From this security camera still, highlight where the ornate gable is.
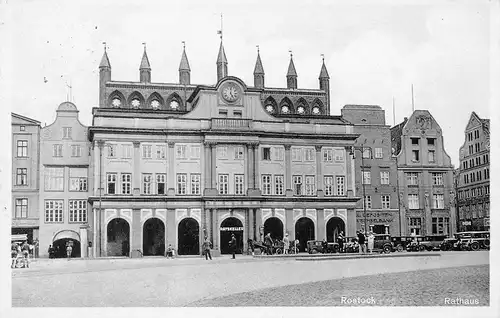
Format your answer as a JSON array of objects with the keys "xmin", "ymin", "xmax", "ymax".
[{"xmin": 465, "ymin": 112, "xmax": 481, "ymax": 131}]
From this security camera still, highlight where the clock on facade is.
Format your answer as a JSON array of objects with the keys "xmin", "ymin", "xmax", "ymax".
[{"xmin": 221, "ymin": 82, "xmax": 240, "ymax": 103}]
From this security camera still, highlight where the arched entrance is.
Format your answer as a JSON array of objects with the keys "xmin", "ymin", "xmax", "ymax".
[
  {"xmin": 178, "ymin": 218, "xmax": 199, "ymax": 255},
  {"xmin": 143, "ymin": 218, "xmax": 165, "ymax": 256},
  {"xmin": 220, "ymin": 217, "xmax": 244, "ymax": 254},
  {"xmin": 326, "ymin": 217, "xmax": 346, "ymax": 243},
  {"xmin": 107, "ymin": 218, "xmax": 130, "ymax": 257},
  {"xmin": 295, "ymin": 217, "xmax": 315, "ymax": 252},
  {"xmin": 264, "ymin": 217, "xmax": 284, "ymax": 241},
  {"xmin": 52, "ymin": 230, "xmax": 81, "ymax": 258}
]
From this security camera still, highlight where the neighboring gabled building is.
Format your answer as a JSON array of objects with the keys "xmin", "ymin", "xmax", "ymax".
[
  {"xmin": 391, "ymin": 110, "xmax": 456, "ymax": 236},
  {"xmin": 456, "ymin": 112, "xmax": 490, "ymax": 232},
  {"xmin": 11, "ymin": 113, "xmax": 41, "ymax": 244}
]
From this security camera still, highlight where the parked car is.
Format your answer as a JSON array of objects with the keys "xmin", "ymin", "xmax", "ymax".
[
  {"xmin": 406, "ymin": 236, "xmax": 426, "ymax": 252},
  {"xmin": 372, "ymin": 234, "xmax": 394, "ymax": 254},
  {"xmin": 456, "ymin": 231, "xmax": 490, "ymax": 251},
  {"xmin": 343, "ymin": 237, "xmax": 359, "ymax": 253},
  {"xmin": 420, "ymin": 235, "xmax": 448, "ymax": 251},
  {"xmin": 391, "ymin": 236, "xmax": 415, "ymax": 252},
  {"xmin": 440, "ymin": 237, "xmax": 460, "ymax": 251},
  {"xmin": 307, "ymin": 240, "xmax": 339, "ymax": 254}
]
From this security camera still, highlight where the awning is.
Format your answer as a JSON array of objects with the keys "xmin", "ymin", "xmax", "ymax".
[
  {"xmin": 11, "ymin": 234, "xmax": 27, "ymax": 242},
  {"xmin": 53, "ymin": 230, "xmax": 80, "ymax": 242}
]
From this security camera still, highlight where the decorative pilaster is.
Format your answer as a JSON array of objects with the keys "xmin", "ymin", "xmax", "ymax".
[
  {"xmin": 249, "ymin": 208, "xmax": 255, "ymax": 241},
  {"xmin": 211, "ymin": 144, "xmax": 217, "ymax": 190},
  {"xmin": 204, "ymin": 142, "xmax": 211, "ymax": 191},
  {"xmin": 133, "ymin": 141, "xmax": 141, "ymax": 195},
  {"xmin": 345, "ymin": 146, "xmax": 354, "ymax": 197},
  {"xmin": 247, "ymin": 144, "xmax": 255, "ymax": 191},
  {"xmin": 247, "ymin": 143, "xmax": 260, "ymax": 196},
  {"xmin": 315, "ymin": 145, "xmax": 323, "ymax": 197},
  {"xmin": 284, "ymin": 145, "xmax": 293, "ymax": 197},
  {"xmin": 167, "ymin": 142, "xmax": 175, "ymax": 195}
]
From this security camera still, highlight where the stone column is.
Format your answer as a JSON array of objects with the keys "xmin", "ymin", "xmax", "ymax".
[
  {"xmin": 285, "ymin": 145, "xmax": 293, "ymax": 197},
  {"xmin": 249, "ymin": 208, "xmax": 255, "ymax": 241},
  {"xmin": 95, "ymin": 141, "xmax": 105, "ymax": 257},
  {"xmin": 255, "ymin": 208, "xmax": 262, "ymax": 242},
  {"xmin": 79, "ymin": 225, "xmax": 89, "ymax": 258},
  {"xmin": 166, "ymin": 209, "xmax": 176, "ymax": 250},
  {"xmin": 285, "ymin": 208, "xmax": 294, "ymax": 240},
  {"xmin": 253, "ymin": 144, "xmax": 260, "ymax": 190},
  {"xmin": 204, "ymin": 142, "xmax": 211, "ymax": 194},
  {"xmin": 317, "ymin": 209, "xmax": 325, "ymax": 240},
  {"xmin": 167, "ymin": 142, "xmax": 175, "ymax": 195},
  {"xmin": 100, "ymin": 207, "xmax": 106, "ymax": 257},
  {"xmin": 345, "ymin": 146, "xmax": 354, "ymax": 197},
  {"xmin": 204, "ymin": 209, "xmax": 211, "ymax": 240},
  {"xmin": 133, "ymin": 141, "xmax": 141, "ymax": 195},
  {"xmin": 247, "ymin": 144, "xmax": 255, "ymax": 190},
  {"xmin": 315, "ymin": 145, "xmax": 323, "ymax": 197},
  {"xmin": 212, "ymin": 209, "xmax": 220, "ymax": 256},
  {"xmin": 211, "ymin": 144, "xmax": 217, "ymax": 190},
  {"xmin": 131, "ymin": 209, "xmax": 141, "ymax": 257}
]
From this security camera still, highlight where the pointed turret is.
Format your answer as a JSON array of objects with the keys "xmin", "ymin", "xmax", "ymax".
[
  {"xmin": 179, "ymin": 43, "xmax": 191, "ymax": 85},
  {"xmin": 216, "ymin": 41, "xmax": 228, "ymax": 82},
  {"xmin": 139, "ymin": 45, "xmax": 151, "ymax": 83},
  {"xmin": 319, "ymin": 56, "xmax": 330, "ymax": 115},
  {"xmin": 253, "ymin": 47, "xmax": 265, "ymax": 88},
  {"xmin": 286, "ymin": 53, "xmax": 297, "ymax": 89},
  {"xmin": 99, "ymin": 45, "xmax": 111, "ymax": 107}
]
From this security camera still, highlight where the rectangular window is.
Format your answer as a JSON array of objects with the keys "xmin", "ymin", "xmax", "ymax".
[
  {"xmin": 176, "ymin": 145, "xmax": 187, "ymax": 159},
  {"xmin": 142, "ymin": 174, "xmax": 152, "ymax": 194},
  {"xmin": 411, "ymin": 138, "xmax": 419, "ymax": 145},
  {"xmin": 107, "ymin": 144, "xmax": 116, "ymax": 158},
  {"xmin": 235, "ymin": 174, "xmax": 244, "ymax": 195},
  {"xmin": 44, "ymin": 200, "xmax": 63, "ymax": 223},
  {"xmin": 374, "ymin": 147, "xmax": 383, "ymax": 159},
  {"xmin": 142, "ymin": 145, "xmax": 152, "ymax": 159},
  {"xmin": 275, "ymin": 175, "xmax": 284, "ymax": 195},
  {"xmin": 362, "ymin": 171, "xmax": 371, "ymax": 184},
  {"xmin": 323, "ymin": 149, "xmax": 333, "ymax": 162},
  {"xmin": 122, "ymin": 144, "xmax": 132, "ymax": 159},
  {"xmin": 69, "ymin": 200, "xmax": 87, "ymax": 223},
  {"xmin": 380, "ymin": 171, "xmax": 390, "ymax": 185},
  {"xmin": 362, "ymin": 147, "xmax": 372, "ymax": 159},
  {"xmin": 218, "ymin": 109, "xmax": 228, "ymax": 117},
  {"xmin": 71, "ymin": 145, "xmax": 82, "ymax": 157},
  {"xmin": 191, "ymin": 174, "xmax": 201, "ymax": 195},
  {"xmin": 412, "ymin": 150, "xmax": 420, "ymax": 162},
  {"xmin": 234, "ymin": 146, "xmax": 244, "ymax": 160},
  {"xmin": 20, "ymin": 125, "xmax": 25, "ymax": 131},
  {"xmin": 156, "ymin": 145, "xmax": 167, "ymax": 160},
  {"xmin": 16, "ymin": 168, "xmax": 28, "ymax": 186},
  {"xmin": 190, "ymin": 145, "xmax": 201, "ymax": 159},
  {"xmin": 15, "ymin": 198, "xmax": 28, "ymax": 218},
  {"xmin": 45, "ymin": 167, "xmax": 64, "ymax": 191},
  {"xmin": 408, "ymin": 194, "xmax": 420, "ymax": 209},
  {"xmin": 274, "ymin": 147, "xmax": 284, "ymax": 161},
  {"xmin": 217, "ymin": 146, "xmax": 228, "ymax": 159},
  {"xmin": 293, "ymin": 175, "xmax": 303, "ymax": 196},
  {"xmin": 364, "ymin": 196, "xmax": 372, "ymax": 209},
  {"xmin": 427, "ymin": 138, "xmax": 435, "ymax": 146},
  {"xmin": 335, "ymin": 176, "xmax": 345, "ymax": 196},
  {"xmin": 121, "ymin": 173, "xmax": 132, "ymax": 195},
  {"xmin": 218, "ymin": 174, "xmax": 229, "ymax": 195},
  {"xmin": 177, "ymin": 174, "xmax": 187, "ymax": 195},
  {"xmin": 334, "ymin": 150, "xmax": 344, "ymax": 162},
  {"xmin": 409, "ymin": 218, "xmax": 422, "ymax": 235},
  {"xmin": 262, "ymin": 174, "xmax": 272, "ymax": 195},
  {"xmin": 17, "ymin": 140, "xmax": 28, "ymax": 157},
  {"xmin": 304, "ymin": 149, "xmax": 314, "ymax": 162},
  {"xmin": 292, "ymin": 148, "xmax": 302, "ymax": 161},
  {"xmin": 69, "ymin": 168, "xmax": 88, "ymax": 192},
  {"xmin": 262, "ymin": 147, "xmax": 271, "ymax": 161},
  {"xmin": 432, "ymin": 173, "xmax": 444, "ymax": 186},
  {"xmin": 407, "ymin": 172, "xmax": 419, "ymax": 186},
  {"xmin": 53, "ymin": 144, "xmax": 63, "ymax": 157},
  {"xmin": 233, "ymin": 110, "xmax": 242, "ymax": 118},
  {"xmin": 62, "ymin": 127, "xmax": 72, "ymax": 139},
  {"xmin": 432, "ymin": 194, "xmax": 444, "ymax": 209},
  {"xmin": 156, "ymin": 174, "xmax": 166, "ymax": 195},
  {"xmin": 381, "ymin": 195, "xmax": 391, "ymax": 209},
  {"xmin": 305, "ymin": 176, "xmax": 316, "ymax": 196},
  {"xmin": 432, "ymin": 217, "xmax": 449, "ymax": 234},
  {"xmin": 107, "ymin": 173, "xmax": 117, "ymax": 194},
  {"xmin": 428, "ymin": 150, "xmax": 435, "ymax": 163},
  {"xmin": 324, "ymin": 176, "xmax": 334, "ymax": 196}
]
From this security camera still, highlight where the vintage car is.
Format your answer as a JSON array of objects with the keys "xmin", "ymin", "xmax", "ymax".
[
  {"xmin": 419, "ymin": 235, "xmax": 448, "ymax": 251},
  {"xmin": 439, "ymin": 237, "xmax": 460, "ymax": 251},
  {"xmin": 406, "ymin": 236, "xmax": 426, "ymax": 252},
  {"xmin": 342, "ymin": 237, "xmax": 359, "ymax": 253},
  {"xmin": 391, "ymin": 236, "xmax": 415, "ymax": 252},
  {"xmin": 372, "ymin": 234, "xmax": 394, "ymax": 254},
  {"xmin": 307, "ymin": 240, "xmax": 339, "ymax": 254},
  {"xmin": 456, "ymin": 231, "xmax": 490, "ymax": 251}
]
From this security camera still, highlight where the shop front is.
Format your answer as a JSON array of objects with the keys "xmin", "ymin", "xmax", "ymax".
[{"xmin": 356, "ymin": 210, "xmax": 400, "ymax": 235}]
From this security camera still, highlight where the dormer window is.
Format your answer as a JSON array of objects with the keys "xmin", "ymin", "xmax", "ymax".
[
  {"xmin": 111, "ymin": 98, "xmax": 121, "ymax": 107},
  {"xmin": 297, "ymin": 106, "xmax": 305, "ymax": 114},
  {"xmin": 170, "ymin": 100, "xmax": 179, "ymax": 110},
  {"xmin": 131, "ymin": 99, "xmax": 141, "ymax": 108},
  {"xmin": 312, "ymin": 107, "xmax": 320, "ymax": 115},
  {"xmin": 151, "ymin": 100, "xmax": 160, "ymax": 110}
]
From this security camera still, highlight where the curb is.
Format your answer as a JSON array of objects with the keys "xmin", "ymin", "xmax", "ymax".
[{"xmin": 295, "ymin": 253, "xmax": 441, "ymax": 261}]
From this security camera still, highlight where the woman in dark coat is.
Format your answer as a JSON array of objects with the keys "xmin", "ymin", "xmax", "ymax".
[{"xmin": 229, "ymin": 234, "xmax": 237, "ymax": 259}]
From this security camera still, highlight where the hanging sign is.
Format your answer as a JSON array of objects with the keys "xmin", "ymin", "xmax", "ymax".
[{"xmin": 220, "ymin": 227, "xmax": 244, "ymax": 231}]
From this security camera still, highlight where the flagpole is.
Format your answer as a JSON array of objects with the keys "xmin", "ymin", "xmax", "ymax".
[
  {"xmin": 411, "ymin": 84, "xmax": 415, "ymax": 112},
  {"xmin": 392, "ymin": 97, "xmax": 395, "ymax": 126}
]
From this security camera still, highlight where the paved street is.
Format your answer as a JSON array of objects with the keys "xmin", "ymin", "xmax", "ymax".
[{"xmin": 12, "ymin": 251, "xmax": 489, "ymax": 307}]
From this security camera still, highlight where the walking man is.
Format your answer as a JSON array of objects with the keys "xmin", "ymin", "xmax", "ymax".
[
  {"xmin": 337, "ymin": 231, "xmax": 344, "ymax": 253},
  {"xmin": 229, "ymin": 234, "xmax": 237, "ymax": 259},
  {"xmin": 21, "ymin": 241, "xmax": 30, "ymax": 268},
  {"xmin": 283, "ymin": 233, "xmax": 290, "ymax": 255},
  {"xmin": 203, "ymin": 237, "xmax": 212, "ymax": 260},
  {"xmin": 66, "ymin": 242, "xmax": 73, "ymax": 261},
  {"xmin": 357, "ymin": 230, "xmax": 366, "ymax": 254},
  {"xmin": 264, "ymin": 233, "xmax": 273, "ymax": 255}
]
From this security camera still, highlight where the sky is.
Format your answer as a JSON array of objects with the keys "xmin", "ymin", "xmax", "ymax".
[{"xmin": 2, "ymin": 0, "xmax": 497, "ymax": 167}]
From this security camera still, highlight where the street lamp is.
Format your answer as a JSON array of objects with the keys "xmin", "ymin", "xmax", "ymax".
[{"xmin": 350, "ymin": 145, "xmax": 367, "ymax": 233}]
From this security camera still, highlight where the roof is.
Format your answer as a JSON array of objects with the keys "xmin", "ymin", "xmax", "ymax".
[
  {"xmin": 99, "ymin": 51, "xmax": 111, "ymax": 68},
  {"xmin": 57, "ymin": 101, "xmax": 78, "ymax": 112},
  {"xmin": 217, "ymin": 42, "xmax": 227, "ymax": 64},
  {"xmin": 390, "ymin": 117, "xmax": 408, "ymax": 155},
  {"xmin": 319, "ymin": 61, "xmax": 329, "ymax": 79},
  {"xmin": 253, "ymin": 52, "xmax": 264, "ymax": 75},
  {"xmin": 11, "ymin": 112, "xmax": 41, "ymax": 125},
  {"xmin": 287, "ymin": 56, "xmax": 297, "ymax": 77},
  {"xmin": 140, "ymin": 50, "xmax": 151, "ymax": 70},
  {"xmin": 179, "ymin": 48, "xmax": 190, "ymax": 71}
]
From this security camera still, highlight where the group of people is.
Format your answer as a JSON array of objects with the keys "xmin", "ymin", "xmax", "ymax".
[
  {"xmin": 11, "ymin": 241, "xmax": 32, "ymax": 268},
  {"xmin": 48, "ymin": 241, "xmax": 74, "ymax": 260},
  {"xmin": 355, "ymin": 230, "xmax": 376, "ymax": 254}
]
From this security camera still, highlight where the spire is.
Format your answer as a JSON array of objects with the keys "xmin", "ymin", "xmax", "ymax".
[
  {"xmin": 179, "ymin": 42, "xmax": 190, "ymax": 71},
  {"xmin": 253, "ymin": 46, "xmax": 264, "ymax": 75},
  {"xmin": 286, "ymin": 52, "xmax": 297, "ymax": 77},
  {"xmin": 217, "ymin": 41, "xmax": 228, "ymax": 64},
  {"xmin": 99, "ymin": 42, "xmax": 111, "ymax": 107},
  {"xmin": 319, "ymin": 54, "xmax": 329, "ymax": 79},
  {"xmin": 140, "ymin": 43, "xmax": 151, "ymax": 70},
  {"xmin": 99, "ymin": 43, "xmax": 111, "ymax": 69},
  {"xmin": 216, "ymin": 41, "xmax": 228, "ymax": 81}
]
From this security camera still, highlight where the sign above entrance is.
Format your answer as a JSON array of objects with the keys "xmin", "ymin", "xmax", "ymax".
[{"xmin": 220, "ymin": 227, "xmax": 244, "ymax": 231}]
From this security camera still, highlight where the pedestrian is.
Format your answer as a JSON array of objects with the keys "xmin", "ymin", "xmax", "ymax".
[
  {"xmin": 21, "ymin": 241, "xmax": 30, "ymax": 268},
  {"xmin": 48, "ymin": 245, "xmax": 54, "ymax": 259},
  {"xmin": 66, "ymin": 242, "xmax": 73, "ymax": 261},
  {"xmin": 247, "ymin": 238, "xmax": 255, "ymax": 256},
  {"xmin": 357, "ymin": 230, "xmax": 366, "ymax": 254},
  {"xmin": 367, "ymin": 232, "xmax": 375, "ymax": 253},
  {"xmin": 11, "ymin": 243, "xmax": 19, "ymax": 268},
  {"xmin": 166, "ymin": 244, "xmax": 174, "ymax": 259},
  {"xmin": 283, "ymin": 233, "xmax": 290, "ymax": 255},
  {"xmin": 337, "ymin": 231, "xmax": 344, "ymax": 253},
  {"xmin": 203, "ymin": 237, "xmax": 212, "ymax": 260},
  {"xmin": 229, "ymin": 233, "xmax": 237, "ymax": 259},
  {"xmin": 322, "ymin": 238, "xmax": 328, "ymax": 254},
  {"xmin": 264, "ymin": 233, "xmax": 273, "ymax": 255}
]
